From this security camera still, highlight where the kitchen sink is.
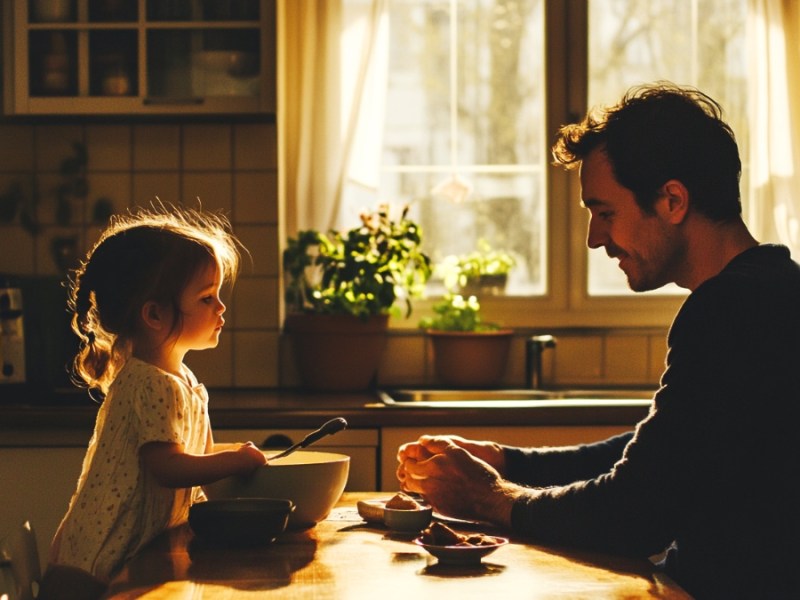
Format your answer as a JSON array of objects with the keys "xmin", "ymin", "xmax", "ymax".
[{"xmin": 378, "ymin": 388, "xmax": 656, "ymax": 408}]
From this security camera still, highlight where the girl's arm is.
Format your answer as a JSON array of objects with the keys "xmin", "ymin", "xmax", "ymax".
[
  {"xmin": 140, "ymin": 440, "xmax": 267, "ymax": 488},
  {"xmin": 203, "ymin": 427, "xmax": 245, "ymax": 453}
]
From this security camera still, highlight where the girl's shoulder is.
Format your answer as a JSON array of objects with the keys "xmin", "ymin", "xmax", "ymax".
[{"xmin": 111, "ymin": 357, "xmax": 186, "ymax": 396}]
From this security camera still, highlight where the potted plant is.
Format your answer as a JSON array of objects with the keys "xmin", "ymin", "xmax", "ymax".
[
  {"xmin": 283, "ymin": 205, "xmax": 431, "ymax": 391},
  {"xmin": 419, "ymin": 294, "xmax": 514, "ymax": 388},
  {"xmin": 438, "ymin": 239, "xmax": 516, "ymax": 296}
]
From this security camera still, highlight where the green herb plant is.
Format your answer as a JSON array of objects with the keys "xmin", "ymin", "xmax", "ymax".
[
  {"xmin": 437, "ymin": 238, "xmax": 516, "ymax": 292},
  {"xmin": 283, "ymin": 205, "xmax": 432, "ymax": 319},
  {"xmin": 419, "ymin": 294, "xmax": 501, "ymax": 332}
]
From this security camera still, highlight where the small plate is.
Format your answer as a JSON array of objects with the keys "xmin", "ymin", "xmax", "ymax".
[
  {"xmin": 357, "ymin": 496, "xmax": 432, "ymax": 528},
  {"xmin": 414, "ymin": 536, "xmax": 509, "ymax": 565}
]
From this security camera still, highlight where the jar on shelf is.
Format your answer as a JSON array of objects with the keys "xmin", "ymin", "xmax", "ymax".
[
  {"xmin": 32, "ymin": 0, "xmax": 73, "ymax": 23},
  {"xmin": 102, "ymin": 65, "xmax": 131, "ymax": 95},
  {"xmin": 95, "ymin": 55, "xmax": 132, "ymax": 96},
  {"xmin": 40, "ymin": 32, "xmax": 71, "ymax": 94}
]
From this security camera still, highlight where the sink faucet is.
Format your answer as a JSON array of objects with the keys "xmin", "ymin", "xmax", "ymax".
[{"xmin": 525, "ymin": 334, "xmax": 557, "ymax": 389}]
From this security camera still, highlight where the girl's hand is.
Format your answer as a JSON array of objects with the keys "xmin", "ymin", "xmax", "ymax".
[{"xmin": 235, "ymin": 441, "xmax": 268, "ymax": 472}]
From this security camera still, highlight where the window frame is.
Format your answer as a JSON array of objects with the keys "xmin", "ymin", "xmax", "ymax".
[{"xmin": 394, "ymin": 1, "xmax": 684, "ymax": 331}]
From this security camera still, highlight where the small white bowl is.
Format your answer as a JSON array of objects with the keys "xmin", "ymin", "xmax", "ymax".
[{"xmin": 383, "ymin": 506, "xmax": 433, "ymax": 532}]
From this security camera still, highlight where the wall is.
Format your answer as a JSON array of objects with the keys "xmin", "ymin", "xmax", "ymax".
[
  {"xmin": 0, "ymin": 121, "xmax": 668, "ymax": 393},
  {"xmin": 371, "ymin": 327, "xmax": 666, "ymax": 390},
  {"xmin": 0, "ymin": 120, "xmax": 281, "ymax": 388}
]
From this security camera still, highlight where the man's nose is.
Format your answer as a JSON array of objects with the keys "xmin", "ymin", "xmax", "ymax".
[{"xmin": 586, "ymin": 218, "xmax": 607, "ymax": 249}]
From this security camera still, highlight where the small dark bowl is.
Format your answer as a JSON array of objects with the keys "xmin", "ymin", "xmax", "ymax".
[{"xmin": 189, "ymin": 498, "xmax": 294, "ymax": 546}]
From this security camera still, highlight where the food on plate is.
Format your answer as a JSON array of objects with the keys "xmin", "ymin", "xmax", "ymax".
[
  {"xmin": 385, "ymin": 492, "xmax": 422, "ymax": 510},
  {"xmin": 419, "ymin": 522, "xmax": 496, "ymax": 547}
]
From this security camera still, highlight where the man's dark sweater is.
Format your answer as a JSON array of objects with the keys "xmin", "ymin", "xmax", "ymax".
[{"xmin": 504, "ymin": 245, "xmax": 800, "ymax": 599}]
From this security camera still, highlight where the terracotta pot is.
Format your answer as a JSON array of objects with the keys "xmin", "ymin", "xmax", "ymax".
[
  {"xmin": 428, "ymin": 329, "xmax": 513, "ymax": 388},
  {"xmin": 285, "ymin": 313, "xmax": 389, "ymax": 391}
]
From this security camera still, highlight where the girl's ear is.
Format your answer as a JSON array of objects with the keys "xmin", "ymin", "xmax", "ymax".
[{"xmin": 140, "ymin": 301, "xmax": 166, "ymax": 331}]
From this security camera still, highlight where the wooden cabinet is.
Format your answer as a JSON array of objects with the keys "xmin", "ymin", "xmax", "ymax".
[
  {"xmin": 2, "ymin": 0, "xmax": 275, "ymax": 116},
  {"xmin": 379, "ymin": 425, "xmax": 632, "ymax": 491},
  {"xmin": 0, "ymin": 446, "xmax": 87, "ymax": 571}
]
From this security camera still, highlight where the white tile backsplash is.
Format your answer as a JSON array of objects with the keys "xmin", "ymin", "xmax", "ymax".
[
  {"xmin": 0, "ymin": 125, "xmax": 35, "ymax": 171},
  {"xmin": 183, "ymin": 125, "xmax": 232, "ymax": 171},
  {"xmin": 87, "ymin": 125, "xmax": 131, "ymax": 171},
  {"xmin": 132, "ymin": 125, "xmax": 181, "ymax": 171},
  {"xmin": 604, "ymin": 335, "xmax": 650, "ymax": 384},
  {"xmin": 234, "ymin": 330, "xmax": 279, "ymax": 387},
  {"xmin": 131, "ymin": 172, "xmax": 181, "ymax": 207},
  {"xmin": 182, "ymin": 172, "xmax": 233, "ymax": 213}
]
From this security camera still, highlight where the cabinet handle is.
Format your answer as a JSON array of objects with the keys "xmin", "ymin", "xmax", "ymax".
[{"xmin": 142, "ymin": 97, "xmax": 205, "ymax": 105}]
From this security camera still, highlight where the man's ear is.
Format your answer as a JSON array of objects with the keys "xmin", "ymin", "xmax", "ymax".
[
  {"xmin": 657, "ymin": 179, "xmax": 690, "ymax": 224},
  {"xmin": 140, "ymin": 301, "xmax": 167, "ymax": 331}
]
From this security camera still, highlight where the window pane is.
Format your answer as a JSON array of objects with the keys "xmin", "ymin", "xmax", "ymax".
[
  {"xmin": 382, "ymin": 171, "xmax": 546, "ymax": 296},
  {"xmin": 587, "ymin": 0, "xmax": 747, "ymax": 296},
  {"xmin": 378, "ymin": 0, "xmax": 545, "ymax": 296}
]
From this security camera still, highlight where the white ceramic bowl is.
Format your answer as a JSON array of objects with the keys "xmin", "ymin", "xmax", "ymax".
[
  {"xmin": 204, "ymin": 450, "xmax": 350, "ymax": 529},
  {"xmin": 383, "ymin": 506, "xmax": 433, "ymax": 532}
]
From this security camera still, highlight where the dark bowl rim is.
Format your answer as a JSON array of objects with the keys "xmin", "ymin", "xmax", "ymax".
[{"xmin": 190, "ymin": 497, "xmax": 295, "ymax": 514}]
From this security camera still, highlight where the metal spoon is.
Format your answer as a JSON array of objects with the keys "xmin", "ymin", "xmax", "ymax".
[{"xmin": 266, "ymin": 417, "xmax": 348, "ymax": 461}]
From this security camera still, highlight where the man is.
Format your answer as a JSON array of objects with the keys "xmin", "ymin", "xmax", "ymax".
[{"xmin": 397, "ymin": 83, "xmax": 800, "ymax": 599}]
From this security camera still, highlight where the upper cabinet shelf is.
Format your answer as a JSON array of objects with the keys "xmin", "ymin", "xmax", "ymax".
[{"xmin": 3, "ymin": 0, "xmax": 275, "ymax": 116}]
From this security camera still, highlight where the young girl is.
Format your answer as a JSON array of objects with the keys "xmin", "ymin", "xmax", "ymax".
[{"xmin": 39, "ymin": 206, "xmax": 267, "ymax": 598}]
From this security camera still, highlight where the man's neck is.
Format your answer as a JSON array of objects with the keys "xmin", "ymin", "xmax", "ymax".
[{"xmin": 680, "ymin": 217, "xmax": 758, "ymax": 291}]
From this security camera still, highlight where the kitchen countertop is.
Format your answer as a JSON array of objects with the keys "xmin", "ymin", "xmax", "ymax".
[{"xmin": 0, "ymin": 387, "xmax": 652, "ymax": 444}]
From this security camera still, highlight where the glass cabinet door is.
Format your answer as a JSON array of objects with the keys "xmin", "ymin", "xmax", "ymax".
[
  {"xmin": 147, "ymin": 28, "xmax": 260, "ymax": 102},
  {"xmin": 5, "ymin": 0, "xmax": 273, "ymax": 115}
]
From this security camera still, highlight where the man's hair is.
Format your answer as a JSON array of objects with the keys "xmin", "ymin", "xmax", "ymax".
[{"xmin": 552, "ymin": 82, "xmax": 742, "ymax": 221}]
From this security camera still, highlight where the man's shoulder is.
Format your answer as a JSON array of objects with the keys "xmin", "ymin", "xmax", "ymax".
[
  {"xmin": 674, "ymin": 244, "xmax": 800, "ymax": 334},
  {"xmin": 702, "ymin": 244, "xmax": 800, "ymax": 294},
  {"xmin": 726, "ymin": 244, "xmax": 799, "ymax": 275}
]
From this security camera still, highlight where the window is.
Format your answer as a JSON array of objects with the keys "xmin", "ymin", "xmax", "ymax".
[
  {"xmin": 586, "ymin": 0, "xmax": 747, "ymax": 296},
  {"xmin": 375, "ymin": 0, "xmax": 546, "ymax": 298},
  {"xmin": 338, "ymin": 0, "xmax": 749, "ymax": 325}
]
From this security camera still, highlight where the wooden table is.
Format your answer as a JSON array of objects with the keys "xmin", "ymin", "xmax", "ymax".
[{"xmin": 104, "ymin": 492, "xmax": 690, "ymax": 599}]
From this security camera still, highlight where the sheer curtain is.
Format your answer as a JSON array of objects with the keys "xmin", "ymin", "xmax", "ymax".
[
  {"xmin": 748, "ymin": 0, "xmax": 800, "ymax": 258},
  {"xmin": 277, "ymin": 0, "xmax": 387, "ymax": 234}
]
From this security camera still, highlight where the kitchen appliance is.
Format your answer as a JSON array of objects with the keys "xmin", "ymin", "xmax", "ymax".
[
  {"xmin": 0, "ymin": 275, "xmax": 79, "ymax": 403},
  {"xmin": 0, "ymin": 284, "xmax": 26, "ymax": 383}
]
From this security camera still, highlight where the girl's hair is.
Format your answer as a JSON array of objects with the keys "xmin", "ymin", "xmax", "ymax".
[{"xmin": 68, "ymin": 205, "xmax": 243, "ymax": 395}]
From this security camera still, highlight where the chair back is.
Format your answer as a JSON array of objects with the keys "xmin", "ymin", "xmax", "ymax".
[{"xmin": 0, "ymin": 521, "xmax": 41, "ymax": 600}]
